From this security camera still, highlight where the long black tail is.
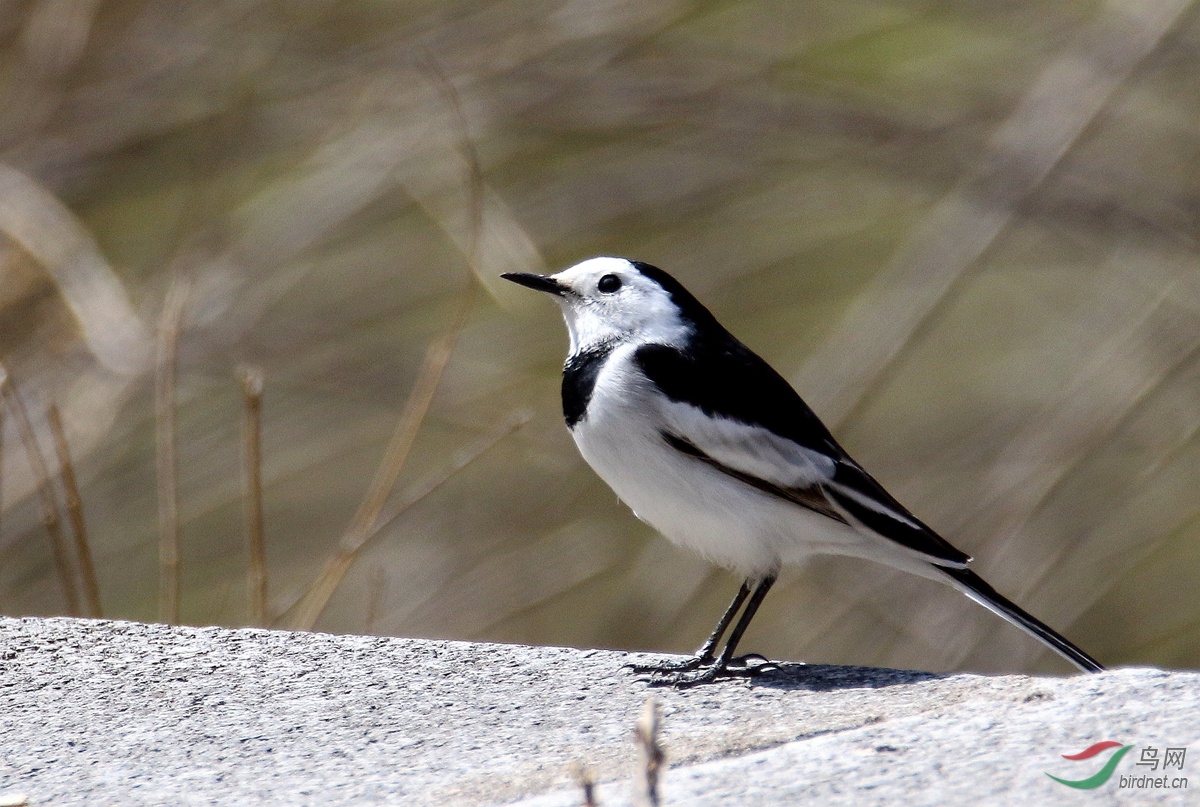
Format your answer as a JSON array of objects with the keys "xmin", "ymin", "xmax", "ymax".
[{"xmin": 939, "ymin": 566, "xmax": 1104, "ymax": 673}]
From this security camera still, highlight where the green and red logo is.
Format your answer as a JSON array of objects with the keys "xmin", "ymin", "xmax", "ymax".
[
  {"xmin": 1048, "ymin": 741, "xmax": 1188, "ymax": 791},
  {"xmin": 1047, "ymin": 741, "xmax": 1133, "ymax": 789}
]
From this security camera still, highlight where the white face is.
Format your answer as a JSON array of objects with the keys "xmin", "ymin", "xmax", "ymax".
[{"xmin": 549, "ymin": 257, "xmax": 691, "ymax": 354}]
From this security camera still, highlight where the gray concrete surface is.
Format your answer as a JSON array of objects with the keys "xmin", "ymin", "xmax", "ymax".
[{"xmin": 0, "ymin": 617, "xmax": 1194, "ymax": 805}]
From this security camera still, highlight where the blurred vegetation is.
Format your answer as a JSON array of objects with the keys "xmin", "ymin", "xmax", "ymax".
[{"xmin": 0, "ymin": 0, "xmax": 1198, "ymax": 674}]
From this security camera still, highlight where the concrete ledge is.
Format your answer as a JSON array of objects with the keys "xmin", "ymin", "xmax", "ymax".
[{"xmin": 0, "ymin": 617, "xmax": 1194, "ymax": 805}]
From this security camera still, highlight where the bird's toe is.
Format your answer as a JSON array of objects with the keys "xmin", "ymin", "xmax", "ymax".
[{"xmin": 623, "ymin": 654, "xmax": 711, "ymax": 675}]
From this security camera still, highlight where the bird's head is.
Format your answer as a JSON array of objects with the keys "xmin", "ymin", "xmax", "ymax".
[{"xmin": 503, "ymin": 257, "xmax": 711, "ymax": 354}]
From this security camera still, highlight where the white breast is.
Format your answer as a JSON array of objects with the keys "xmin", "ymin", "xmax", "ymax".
[{"xmin": 569, "ymin": 344, "xmax": 873, "ymax": 578}]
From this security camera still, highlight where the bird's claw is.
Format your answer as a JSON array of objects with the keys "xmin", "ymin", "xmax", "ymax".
[
  {"xmin": 626, "ymin": 653, "xmax": 778, "ymax": 687},
  {"xmin": 727, "ymin": 653, "xmax": 773, "ymax": 669},
  {"xmin": 623, "ymin": 654, "xmax": 712, "ymax": 675}
]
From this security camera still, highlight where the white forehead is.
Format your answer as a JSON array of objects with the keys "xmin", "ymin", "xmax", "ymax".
[{"xmin": 554, "ymin": 256, "xmax": 637, "ymax": 283}]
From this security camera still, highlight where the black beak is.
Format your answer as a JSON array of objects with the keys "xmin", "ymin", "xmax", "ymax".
[{"xmin": 501, "ymin": 272, "xmax": 567, "ymax": 296}]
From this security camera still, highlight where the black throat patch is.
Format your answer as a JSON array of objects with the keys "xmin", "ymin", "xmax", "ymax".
[{"xmin": 562, "ymin": 343, "xmax": 615, "ymax": 428}]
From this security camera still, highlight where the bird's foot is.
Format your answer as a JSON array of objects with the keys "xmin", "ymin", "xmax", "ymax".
[
  {"xmin": 632, "ymin": 653, "xmax": 777, "ymax": 688},
  {"xmin": 623, "ymin": 654, "xmax": 712, "ymax": 675}
]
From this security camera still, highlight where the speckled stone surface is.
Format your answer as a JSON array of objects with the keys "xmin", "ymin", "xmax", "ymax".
[{"xmin": 0, "ymin": 617, "xmax": 1194, "ymax": 805}]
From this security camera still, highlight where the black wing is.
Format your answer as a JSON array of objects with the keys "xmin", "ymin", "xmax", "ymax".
[
  {"xmin": 634, "ymin": 338, "xmax": 839, "ymax": 456},
  {"xmin": 637, "ymin": 339, "xmax": 971, "ymax": 567},
  {"xmin": 824, "ymin": 457, "xmax": 971, "ymax": 566}
]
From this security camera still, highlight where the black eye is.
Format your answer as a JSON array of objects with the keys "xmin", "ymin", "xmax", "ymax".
[{"xmin": 598, "ymin": 274, "xmax": 622, "ymax": 293}]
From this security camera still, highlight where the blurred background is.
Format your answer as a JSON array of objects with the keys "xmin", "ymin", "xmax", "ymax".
[{"xmin": 0, "ymin": 0, "xmax": 1197, "ymax": 674}]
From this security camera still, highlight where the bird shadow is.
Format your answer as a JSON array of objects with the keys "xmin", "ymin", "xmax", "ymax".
[
  {"xmin": 742, "ymin": 660, "xmax": 946, "ymax": 692},
  {"xmin": 621, "ymin": 651, "xmax": 946, "ymax": 692}
]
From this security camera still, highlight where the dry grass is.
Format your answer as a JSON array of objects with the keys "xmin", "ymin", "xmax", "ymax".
[
  {"xmin": 286, "ymin": 287, "xmax": 474, "ymax": 632},
  {"xmin": 0, "ymin": 365, "xmax": 78, "ymax": 616},
  {"xmin": 154, "ymin": 278, "xmax": 189, "ymax": 625},
  {"xmin": 237, "ymin": 364, "xmax": 267, "ymax": 626},
  {"xmin": 570, "ymin": 762, "xmax": 598, "ymax": 807},
  {"xmin": 633, "ymin": 697, "xmax": 664, "ymax": 807},
  {"xmin": 281, "ymin": 411, "xmax": 527, "ymax": 631},
  {"xmin": 284, "ymin": 60, "xmax": 488, "ymax": 632},
  {"xmin": 364, "ymin": 564, "xmax": 387, "ymax": 635},
  {"xmin": 0, "ymin": 0, "xmax": 1198, "ymax": 672},
  {"xmin": 47, "ymin": 403, "xmax": 101, "ymax": 618}
]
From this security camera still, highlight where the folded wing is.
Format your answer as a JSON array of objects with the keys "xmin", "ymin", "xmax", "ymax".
[{"xmin": 637, "ymin": 340, "xmax": 971, "ymax": 568}]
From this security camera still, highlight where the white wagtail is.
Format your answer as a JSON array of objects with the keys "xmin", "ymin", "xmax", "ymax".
[{"xmin": 503, "ymin": 257, "xmax": 1104, "ymax": 685}]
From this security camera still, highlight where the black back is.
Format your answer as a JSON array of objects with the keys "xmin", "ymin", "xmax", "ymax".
[
  {"xmin": 628, "ymin": 269, "xmax": 840, "ymax": 457},
  {"xmin": 630, "ymin": 262, "xmax": 971, "ymax": 567}
]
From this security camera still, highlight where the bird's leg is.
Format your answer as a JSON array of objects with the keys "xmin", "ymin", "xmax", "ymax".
[
  {"xmin": 625, "ymin": 581, "xmax": 751, "ymax": 674},
  {"xmin": 652, "ymin": 575, "xmax": 777, "ymax": 687}
]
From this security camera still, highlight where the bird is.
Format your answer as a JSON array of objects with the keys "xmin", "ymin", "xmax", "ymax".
[{"xmin": 502, "ymin": 256, "xmax": 1104, "ymax": 686}]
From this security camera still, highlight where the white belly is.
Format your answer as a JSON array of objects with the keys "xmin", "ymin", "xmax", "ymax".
[{"xmin": 570, "ymin": 348, "xmax": 872, "ymax": 578}]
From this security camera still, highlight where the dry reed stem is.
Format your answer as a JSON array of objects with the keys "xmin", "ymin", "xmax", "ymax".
[
  {"xmin": 791, "ymin": 0, "xmax": 1194, "ymax": 672},
  {"xmin": 633, "ymin": 697, "xmax": 664, "ymax": 807},
  {"xmin": 279, "ymin": 413, "xmax": 526, "ymax": 630},
  {"xmin": 46, "ymin": 403, "xmax": 102, "ymax": 618},
  {"xmin": 332, "ymin": 63, "xmax": 483, "ymax": 544},
  {"xmin": 424, "ymin": 58, "xmax": 486, "ymax": 272},
  {"xmin": 365, "ymin": 564, "xmax": 386, "ymax": 634},
  {"xmin": 349, "ymin": 326, "xmax": 457, "ymax": 544},
  {"xmin": 986, "ymin": 286, "xmax": 1199, "ymax": 573},
  {"xmin": 0, "ymin": 164, "xmax": 152, "ymax": 376},
  {"xmin": 956, "ymin": 295, "xmax": 1200, "ymax": 668},
  {"xmin": 0, "ymin": 365, "xmax": 79, "ymax": 615},
  {"xmin": 570, "ymin": 761, "xmax": 598, "ymax": 807},
  {"xmin": 155, "ymin": 278, "xmax": 189, "ymax": 624},
  {"xmin": 286, "ymin": 62, "xmax": 489, "ymax": 632},
  {"xmin": 0, "ymin": 378, "xmax": 4, "ymax": 545},
  {"xmin": 237, "ymin": 364, "xmax": 267, "ymax": 626},
  {"xmin": 797, "ymin": 0, "xmax": 1192, "ymax": 429}
]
